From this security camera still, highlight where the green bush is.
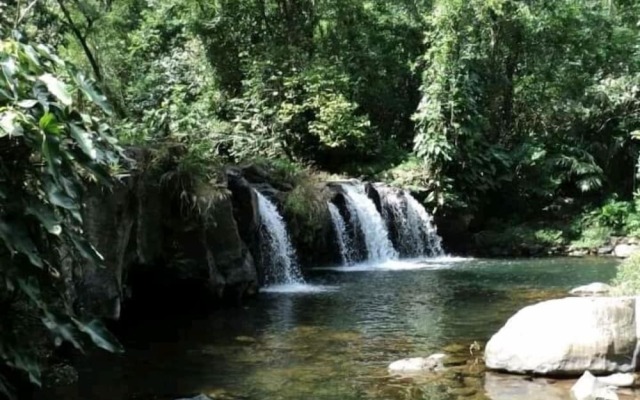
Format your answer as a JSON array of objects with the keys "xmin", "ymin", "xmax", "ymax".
[
  {"xmin": 570, "ymin": 226, "xmax": 614, "ymax": 250},
  {"xmin": 0, "ymin": 34, "xmax": 122, "ymax": 398},
  {"xmin": 613, "ymin": 253, "xmax": 640, "ymax": 295},
  {"xmin": 474, "ymin": 224, "xmax": 566, "ymax": 255}
]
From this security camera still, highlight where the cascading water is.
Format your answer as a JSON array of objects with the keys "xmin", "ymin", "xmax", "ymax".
[
  {"xmin": 341, "ymin": 184, "xmax": 398, "ymax": 262},
  {"xmin": 404, "ymin": 192, "xmax": 444, "ymax": 257},
  {"xmin": 378, "ymin": 186, "xmax": 444, "ymax": 258},
  {"xmin": 255, "ymin": 190, "xmax": 305, "ymax": 285},
  {"xmin": 327, "ymin": 202, "xmax": 353, "ymax": 265}
]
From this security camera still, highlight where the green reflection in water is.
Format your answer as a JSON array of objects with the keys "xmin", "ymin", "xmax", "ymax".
[{"xmin": 37, "ymin": 257, "xmax": 623, "ymax": 400}]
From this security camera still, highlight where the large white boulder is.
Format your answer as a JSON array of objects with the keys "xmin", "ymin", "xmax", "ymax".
[
  {"xmin": 614, "ymin": 244, "xmax": 640, "ymax": 258},
  {"xmin": 485, "ymin": 297, "xmax": 640, "ymax": 375},
  {"xmin": 388, "ymin": 353, "xmax": 446, "ymax": 373}
]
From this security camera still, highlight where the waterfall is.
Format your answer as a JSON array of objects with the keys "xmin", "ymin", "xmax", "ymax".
[
  {"xmin": 255, "ymin": 190, "xmax": 304, "ymax": 285},
  {"xmin": 378, "ymin": 186, "xmax": 444, "ymax": 257},
  {"xmin": 404, "ymin": 192, "xmax": 444, "ymax": 257},
  {"xmin": 341, "ymin": 184, "xmax": 398, "ymax": 262},
  {"xmin": 328, "ymin": 202, "xmax": 353, "ymax": 265}
]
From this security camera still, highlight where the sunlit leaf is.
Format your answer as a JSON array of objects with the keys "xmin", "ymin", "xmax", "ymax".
[
  {"xmin": 39, "ymin": 73, "xmax": 72, "ymax": 106},
  {"xmin": 68, "ymin": 123, "xmax": 97, "ymax": 159},
  {"xmin": 74, "ymin": 74, "xmax": 112, "ymax": 115},
  {"xmin": 42, "ymin": 312, "xmax": 84, "ymax": 352},
  {"xmin": 17, "ymin": 99, "xmax": 38, "ymax": 108},
  {"xmin": 0, "ymin": 110, "xmax": 23, "ymax": 137},
  {"xmin": 73, "ymin": 319, "xmax": 124, "ymax": 354},
  {"xmin": 39, "ymin": 112, "xmax": 61, "ymax": 135},
  {"xmin": 6, "ymin": 350, "xmax": 41, "ymax": 386},
  {"xmin": 68, "ymin": 231, "xmax": 104, "ymax": 264}
]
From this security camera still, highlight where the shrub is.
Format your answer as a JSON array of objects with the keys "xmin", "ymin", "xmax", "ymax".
[
  {"xmin": 613, "ymin": 253, "xmax": 640, "ymax": 295},
  {"xmin": 570, "ymin": 226, "xmax": 614, "ymax": 250}
]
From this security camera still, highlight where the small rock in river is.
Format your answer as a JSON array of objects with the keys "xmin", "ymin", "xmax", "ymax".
[
  {"xmin": 571, "ymin": 371, "xmax": 619, "ymax": 400},
  {"xmin": 569, "ymin": 282, "xmax": 612, "ymax": 297},
  {"xmin": 388, "ymin": 353, "xmax": 446, "ymax": 373}
]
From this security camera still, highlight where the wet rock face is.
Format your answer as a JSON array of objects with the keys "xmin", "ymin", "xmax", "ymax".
[
  {"xmin": 70, "ymin": 161, "xmax": 260, "ymax": 319},
  {"xmin": 70, "ymin": 180, "xmax": 137, "ymax": 319},
  {"xmin": 485, "ymin": 297, "xmax": 640, "ymax": 376}
]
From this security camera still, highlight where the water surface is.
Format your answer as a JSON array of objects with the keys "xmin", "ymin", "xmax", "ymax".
[{"xmin": 39, "ymin": 257, "xmax": 622, "ymax": 400}]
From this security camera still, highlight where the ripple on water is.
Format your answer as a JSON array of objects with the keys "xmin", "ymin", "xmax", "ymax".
[{"xmin": 260, "ymin": 283, "xmax": 338, "ymax": 294}]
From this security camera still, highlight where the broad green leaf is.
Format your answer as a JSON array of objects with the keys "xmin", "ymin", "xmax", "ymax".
[
  {"xmin": 69, "ymin": 148, "xmax": 113, "ymax": 186},
  {"xmin": 16, "ymin": 277, "xmax": 42, "ymax": 307},
  {"xmin": 74, "ymin": 74, "xmax": 112, "ymax": 115},
  {"xmin": 47, "ymin": 186, "xmax": 79, "ymax": 210},
  {"xmin": 68, "ymin": 231, "xmax": 104, "ymax": 264},
  {"xmin": 68, "ymin": 123, "xmax": 97, "ymax": 159},
  {"xmin": 21, "ymin": 44, "xmax": 41, "ymax": 68},
  {"xmin": 0, "ymin": 219, "xmax": 43, "ymax": 268},
  {"xmin": 35, "ymin": 44, "xmax": 64, "ymax": 66},
  {"xmin": 1, "ymin": 58, "xmax": 17, "ymax": 81},
  {"xmin": 73, "ymin": 319, "xmax": 124, "ymax": 354},
  {"xmin": 6, "ymin": 349, "xmax": 41, "ymax": 386},
  {"xmin": 26, "ymin": 202, "xmax": 62, "ymax": 235},
  {"xmin": 39, "ymin": 73, "xmax": 72, "ymax": 106},
  {"xmin": 39, "ymin": 112, "xmax": 61, "ymax": 135},
  {"xmin": 41, "ymin": 312, "xmax": 84, "ymax": 352},
  {"xmin": 42, "ymin": 135, "xmax": 63, "ymax": 185}
]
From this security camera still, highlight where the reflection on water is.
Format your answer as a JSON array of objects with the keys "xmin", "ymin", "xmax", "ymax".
[{"xmin": 37, "ymin": 257, "xmax": 625, "ymax": 400}]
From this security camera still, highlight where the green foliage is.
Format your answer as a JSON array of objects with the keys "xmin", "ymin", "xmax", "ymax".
[
  {"xmin": 0, "ymin": 32, "xmax": 122, "ymax": 397},
  {"xmin": 570, "ymin": 226, "xmax": 614, "ymax": 250},
  {"xmin": 583, "ymin": 198, "xmax": 633, "ymax": 233},
  {"xmin": 413, "ymin": 0, "xmax": 640, "ymax": 214},
  {"xmin": 613, "ymin": 253, "xmax": 640, "ymax": 295},
  {"xmin": 474, "ymin": 224, "xmax": 566, "ymax": 256}
]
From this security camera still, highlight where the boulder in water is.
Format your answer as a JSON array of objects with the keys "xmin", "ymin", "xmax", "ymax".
[
  {"xmin": 569, "ymin": 282, "xmax": 612, "ymax": 296},
  {"xmin": 571, "ymin": 371, "xmax": 619, "ymax": 400},
  {"xmin": 485, "ymin": 297, "xmax": 639, "ymax": 376},
  {"xmin": 388, "ymin": 353, "xmax": 446, "ymax": 373}
]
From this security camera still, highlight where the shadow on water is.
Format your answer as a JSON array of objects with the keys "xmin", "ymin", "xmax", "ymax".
[{"xmin": 36, "ymin": 257, "xmax": 622, "ymax": 400}]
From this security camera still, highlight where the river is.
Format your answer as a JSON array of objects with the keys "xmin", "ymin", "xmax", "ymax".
[{"xmin": 38, "ymin": 257, "xmax": 621, "ymax": 400}]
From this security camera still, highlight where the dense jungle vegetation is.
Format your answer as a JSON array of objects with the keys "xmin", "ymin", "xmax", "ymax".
[{"xmin": 1, "ymin": 0, "xmax": 640, "ymax": 397}]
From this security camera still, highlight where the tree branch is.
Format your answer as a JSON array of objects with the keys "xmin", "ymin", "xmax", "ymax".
[{"xmin": 55, "ymin": 0, "xmax": 103, "ymax": 83}]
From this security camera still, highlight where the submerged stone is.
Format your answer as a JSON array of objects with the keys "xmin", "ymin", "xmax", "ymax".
[
  {"xmin": 388, "ymin": 354, "xmax": 447, "ymax": 373},
  {"xmin": 570, "ymin": 282, "xmax": 612, "ymax": 296}
]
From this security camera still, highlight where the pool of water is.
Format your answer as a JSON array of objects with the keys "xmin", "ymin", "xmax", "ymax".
[{"xmin": 38, "ymin": 257, "xmax": 623, "ymax": 400}]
